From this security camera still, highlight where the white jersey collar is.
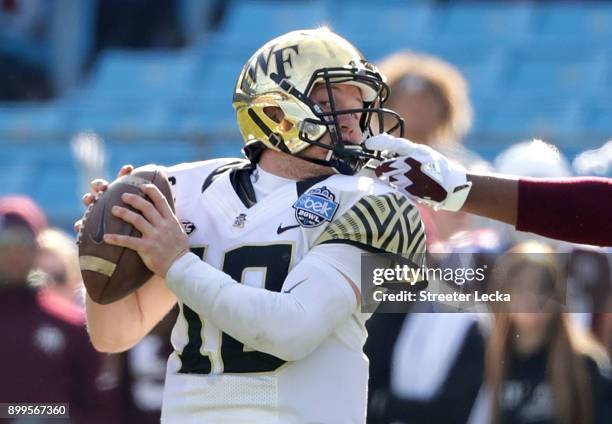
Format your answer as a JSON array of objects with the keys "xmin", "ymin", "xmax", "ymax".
[{"xmin": 252, "ymin": 165, "xmax": 294, "ymax": 200}]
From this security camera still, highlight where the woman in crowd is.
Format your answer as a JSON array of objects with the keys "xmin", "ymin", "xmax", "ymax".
[{"xmin": 471, "ymin": 241, "xmax": 611, "ymax": 424}]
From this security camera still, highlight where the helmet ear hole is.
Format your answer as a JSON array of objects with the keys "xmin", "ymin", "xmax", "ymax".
[
  {"xmin": 263, "ymin": 106, "xmax": 294, "ymax": 132},
  {"xmin": 263, "ymin": 106, "xmax": 284, "ymax": 123},
  {"xmin": 279, "ymin": 119, "xmax": 294, "ymax": 132}
]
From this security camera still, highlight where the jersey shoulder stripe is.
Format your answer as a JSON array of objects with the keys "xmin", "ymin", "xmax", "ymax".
[
  {"xmin": 164, "ymin": 157, "xmax": 245, "ymax": 206},
  {"xmin": 315, "ymin": 191, "xmax": 426, "ymax": 264},
  {"xmin": 164, "ymin": 158, "xmax": 246, "ymax": 183}
]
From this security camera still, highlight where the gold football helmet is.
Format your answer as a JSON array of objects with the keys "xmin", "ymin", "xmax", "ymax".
[{"xmin": 232, "ymin": 28, "xmax": 403, "ymax": 175}]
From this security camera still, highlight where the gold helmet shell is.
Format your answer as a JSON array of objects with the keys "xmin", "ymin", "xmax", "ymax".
[{"xmin": 232, "ymin": 28, "xmax": 402, "ymax": 174}]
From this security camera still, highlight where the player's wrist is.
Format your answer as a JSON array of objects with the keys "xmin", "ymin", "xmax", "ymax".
[
  {"xmin": 436, "ymin": 180, "xmax": 472, "ymax": 211},
  {"xmin": 165, "ymin": 250, "xmax": 198, "ymax": 282}
]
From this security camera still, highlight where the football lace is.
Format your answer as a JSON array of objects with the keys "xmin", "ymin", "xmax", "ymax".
[{"xmin": 76, "ymin": 192, "xmax": 103, "ymax": 245}]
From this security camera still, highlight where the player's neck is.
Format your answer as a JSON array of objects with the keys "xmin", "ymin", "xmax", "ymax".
[{"xmin": 259, "ymin": 150, "xmax": 334, "ymax": 180}]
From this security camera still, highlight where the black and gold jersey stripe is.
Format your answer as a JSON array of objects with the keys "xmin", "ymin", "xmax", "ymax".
[{"xmin": 315, "ymin": 193, "xmax": 426, "ymax": 265}]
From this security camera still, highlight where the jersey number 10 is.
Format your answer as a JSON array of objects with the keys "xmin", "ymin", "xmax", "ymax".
[{"xmin": 179, "ymin": 244, "xmax": 293, "ymax": 374}]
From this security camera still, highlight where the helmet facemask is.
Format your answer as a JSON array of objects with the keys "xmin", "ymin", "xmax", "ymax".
[{"xmin": 285, "ymin": 62, "xmax": 404, "ymax": 175}]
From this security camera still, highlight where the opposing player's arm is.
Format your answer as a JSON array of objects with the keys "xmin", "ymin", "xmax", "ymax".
[
  {"xmin": 462, "ymin": 173, "xmax": 518, "ymax": 225},
  {"xmin": 165, "ymin": 245, "xmax": 359, "ymax": 362},
  {"xmin": 86, "ymin": 275, "xmax": 177, "ymax": 353}
]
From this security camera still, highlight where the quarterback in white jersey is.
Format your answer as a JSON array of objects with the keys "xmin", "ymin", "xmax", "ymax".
[
  {"xmin": 161, "ymin": 158, "xmax": 424, "ymax": 422},
  {"xmin": 82, "ymin": 28, "xmax": 426, "ymax": 423}
]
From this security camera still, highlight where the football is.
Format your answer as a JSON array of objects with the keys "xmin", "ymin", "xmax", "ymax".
[{"xmin": 78, "ymin": 165, "xmax": 175, "ymax": 304}]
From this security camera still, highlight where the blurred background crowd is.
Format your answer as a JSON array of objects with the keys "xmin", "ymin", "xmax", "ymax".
[{"xmin": 0, "ymin": 0, "xmax": 611, "ymax": 423}]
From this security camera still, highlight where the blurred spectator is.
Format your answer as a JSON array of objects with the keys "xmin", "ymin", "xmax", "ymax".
[
  {"xmin": 565, "ymin": 246, "xmax": 611, "ymax": 328},
  {"xmin": 178, "ymin": 0, "xmax": 228, "ymax": 43},
  {"xmin": 599, "ymin": 298, "xmax": 612, "ymax": 358},
  {"xmin": 368, "ymin": 313, "xmax": 488, "ymax": 424},
  {"xmin": 0, "ymin": 0, "xmax": 53, "ymax": 100},
  {"xmin": 0, "ymin": 0, "xmax": 96, "ymax": 98},
  {"xmin": 31, "ymin": 228, "xmax": 84, "ymax": 305},
  {"xmin": 470, "ymin": 241, "xmax": 611, "ymax": 424},
  {"xmin": 366, "ymin": 50, "xmax": 497, "ymax": 422},
  {"xmin": 376, "ymin": 51, "xmax": 492, "ymax": 245},
  {"xmin": 365, "ymin": 227, "xmax": 502, "ymax": 424},
  {"xmin": 495, "ymin": 139, "xmax": 573, "ymax": 179},
  {"xmin": 0, "ymin": 195, "xmax": 120, "ymax": 423},
  {"xmin": 376, "ymin": 50, "xmax": 488, "ymax": 171},
  {"xmin": 94, "ymin": 0, "xmax": 184, "ymax": 52},
  {"xmin": 0, "ymin": 195, "xmax": 45, "ymax": 284},
  {"xmin": 493, "ymin": 138, "xmax": 573, "ymax": 248},
  {"xmin": 376, "ymin": 50, "xmax": 471, "ymax": 145},
  {"xmin": 573, "ymin": 139, "xmax": 612, "ymax": 178}
]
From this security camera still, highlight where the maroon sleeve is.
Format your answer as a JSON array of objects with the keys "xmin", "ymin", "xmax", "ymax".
[{"xmin": 516, "ymin": 177, "xmax": 612, "ymax": 247}]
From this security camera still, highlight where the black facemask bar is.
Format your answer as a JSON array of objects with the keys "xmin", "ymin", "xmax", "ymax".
[{"xmin": 270, "ymin": 64, "xmax": 405, "ymax": 175}]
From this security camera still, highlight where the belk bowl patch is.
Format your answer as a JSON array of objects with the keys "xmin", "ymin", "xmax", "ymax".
[{"xmin": 293, "ymin": 186, "xmax": 339, "ymax": 228}]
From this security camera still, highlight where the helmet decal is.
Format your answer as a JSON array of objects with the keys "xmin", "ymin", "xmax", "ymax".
[{"xmin": 245, "ymin": 44, "xmax": 300, "ymax": 86}]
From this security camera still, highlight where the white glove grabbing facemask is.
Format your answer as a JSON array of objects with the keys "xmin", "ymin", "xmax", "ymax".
[{"xmin": 365, "ymin": 134, "xmax": 472, "ymax": 212}]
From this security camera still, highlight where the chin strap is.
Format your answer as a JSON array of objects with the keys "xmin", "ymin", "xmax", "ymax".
[{"xmin": 294, "ymin": 142, "xmax": 376, "ymax": 176}]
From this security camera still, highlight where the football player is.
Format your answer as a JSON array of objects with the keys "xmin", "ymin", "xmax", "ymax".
[
  {"xmin": 81, "ymin": 28, "xmax": 426, "ymax": 423},
  {"xmin": 369, "ymin": 135, "xmax": 612, "ymax": 247}
]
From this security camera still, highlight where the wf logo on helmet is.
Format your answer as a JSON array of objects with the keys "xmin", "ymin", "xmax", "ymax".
[
  {"xmin": 246, "ymin": 44, "xmax": 300, "ymax": 83},
  {"xmin": 293, "ymin": 186, "xmax": 339, "ymax": 228}
]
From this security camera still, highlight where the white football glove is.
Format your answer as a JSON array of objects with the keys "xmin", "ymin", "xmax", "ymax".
[{"xmin": 365, "ymin": 134, "xmax": 472, "ymax": 212}]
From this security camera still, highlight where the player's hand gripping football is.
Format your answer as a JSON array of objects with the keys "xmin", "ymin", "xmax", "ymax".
[
  {"xmin": 102, "ymin": 183, "xmax": 189, "ymax": 278},
  {"xmin": 74, "ymin": 164, "xmax": 188, "ymax": 277},
  {"xmin": 74, "ymin": 164, "xmax": 135, "ymax": 233},
  {"xmin": 365, "ymin": 134, "xmax": 472, "ymax": 212}
]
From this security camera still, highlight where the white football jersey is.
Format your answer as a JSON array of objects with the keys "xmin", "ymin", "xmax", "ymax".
[{"xmin": 160, "ymin": 158, "xmax": 425, "ymax": 423}]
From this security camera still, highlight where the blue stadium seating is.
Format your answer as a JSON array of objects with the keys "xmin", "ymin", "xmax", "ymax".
[
  {"xmin": 105, "ymin": 142, "xmax": 200, "ymax": 171},
  {"xmin": 498, "ymin": 42, "xmax": 608, "ymax": 99},
  {"xmin": 68, "ymin": 103, "xmax": 176, "ymax": 139},
  {"xmin": 0, "ymin": 104, "xmax": 68, "ymax": 139},
  {"xmin": 3, "ymin": 1, "xmax": 612, "ymax": 227},
  {"xmin": 218, "ymin": 0, "xmax": 329, "ymax": 48},
  {"xmin": 333, "ymin": 2, "xmax": 434, "ymax": 55},
  {"xmin": 579, "ymin": 98, "xmax": 612, "ymax": 135},
  {"xmin": 474, "ymin": 96, "xmax": 582, "ymax": 141},
  {"xmin": 434, "ymin": 2, "xmax": 533, "ymax": 43},
  {"xmin": 533, "ymin": 3, "xmax": 612, "ymax": 45},
  {"xmin": 79, "ymin": 50, "xmax": 198, "ymax": 103},
  {"xmin": 1, "ymin": 162, "xmax": 32, "ymax": 195}
]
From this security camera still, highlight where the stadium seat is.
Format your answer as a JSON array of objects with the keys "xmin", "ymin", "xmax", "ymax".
[
  {"xmin": 533, "ymin": 3, "xmax": 612, "ymax": 44},
  {"xmin": 0, "ymin": 104, "xmax": 68, "ymax": 140},
  {"xmin": 218, "ymin": 0, "xmax": 329, "ymax": 47},
  {"xmin": 34, "ymin": 163, "xmax": 80, "ymax": 217},
  {"xmin": 175, "ymin": 107, "xmax": 238, "ymax": 138},
  {"xmin": 0, "ymin": 162, "xmax": 32, "ymax": 195},
  {"xmin": 0, "ymin": 142, "xmax": 80, "ymax": 225},
  {"xmin": 82, "ymin": 50, "xmax": 197, "ymax": 103},
  {"xmin": 105, "ymin": 142, "xmax": 200, "ymax": 171},
  {"xmin": 204, "ymin": 137, "xmax": 244, "ymax": 158},
  {"xmin": 68, "ymin": 103, "xmax": 176, "ymax": 139},
  {"xmin": 579, "ymin": 99, "xmax": 612, "ymax": 136},
  {"xmin": 498, "ymin": 42, "xmax": 607, "ymax": 99},
  {"xmin": 194, "ymin": 57, "xmax": 243, "ymax": 104},
  {"xmin": 477, "ymin": 96, "xmax": 581, "ymax": 141},
  {"xmin": 332, "ymin": 2, "xmax": 435, "ymax": 56},
  {"xmin": 435, "ymin": 3, "xmax": 532, "ymax": 43}
]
